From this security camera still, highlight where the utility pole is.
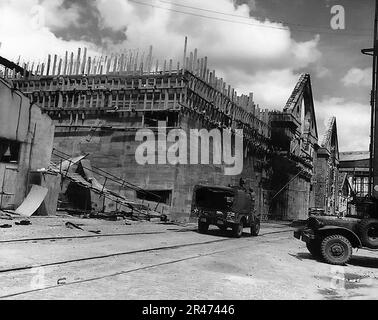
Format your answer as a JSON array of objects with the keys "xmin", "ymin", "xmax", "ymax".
[{"xmin": 362, "ymin": 0, "xmax": 378, "ymax": 199}]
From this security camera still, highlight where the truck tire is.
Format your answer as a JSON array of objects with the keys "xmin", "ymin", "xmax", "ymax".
[
  {"xmin": 320, "ymin": 234, "xmax": 352, "ymax": 265},
  {"xmin": 250, "ymin": 219, "xmax": 260, "ymax": 236},
  {"xmin": 232, "ymin": 220, "xmax": 244, "ymax": 238},
  {"xmin": 357, "ymin": 219, "xmax": 378, "ymax": 249},
  {"xmin": 306, "ymin": 240, "xmax": 321, "ymax": 258},
  {"xmin": 198, "ymin": 221, "xmax": 209, "ymax": 234}
]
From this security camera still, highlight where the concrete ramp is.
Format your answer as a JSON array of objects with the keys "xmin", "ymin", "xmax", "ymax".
[{"xmin": 15, "ymin": 185, "xmax": 48, "ymax": 217}]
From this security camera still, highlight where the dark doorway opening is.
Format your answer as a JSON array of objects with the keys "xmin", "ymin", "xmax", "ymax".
[
  {"xmin": 136, "ymin": 190, "xmax": 172, "ymax": 205},
  {"xmin": 0, "ymin": 138, "xmax": 20, "ymax": 163}
]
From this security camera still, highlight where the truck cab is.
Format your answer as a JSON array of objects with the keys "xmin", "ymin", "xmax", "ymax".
[{"xmin": 191, "ymin": 184, "xmax": 261, "ymax": 238}]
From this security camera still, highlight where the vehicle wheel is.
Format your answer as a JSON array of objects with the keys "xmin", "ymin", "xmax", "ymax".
[
  {"xmin": 250, "ymin": 219, "xmax": 260, "ymax": 236},
  {"xmin": 198, "ymin": 220, "xmax": 209, "ymax": 234},
  {"xmin": 306, "ymin": 240, "xmax": 321, "ymax": 258},
  {"xmin": 320, "ymin": 235, "xmax": 352, "ymax": 265},
  {"xmin": 357, "ymin": 219, "xmax": 378, "ymax": 249},
  {"xmin": 232, "ymin": 220, "xmax": 244, "ymax": 238}
]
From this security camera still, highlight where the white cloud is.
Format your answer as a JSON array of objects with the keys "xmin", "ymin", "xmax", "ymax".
[
  {"xmin": 0, "ymin": 0, "xmax": 98, "ymax": 63},
  {"xmin": 315, "ymin": 65, "xmax": 331, "ymax": 78},
  {"xmin": 226, "ymin": 68, "xmax": 300, "ymax": 108},
  {"xmin": 342, "ymin": 67, "xmax": 371, "ymax": 87},
  {"xmin": 95, "ymin": 0, "xmax": 321, "ymax": 72},
  {"xmin": 95, "ymin": 0, "xmax": 322, "ymax": 107},
  {"xmin": 0, "ymin": 0, "xmax": 322, "ymax": 110},
  {"xmin": 315, "ymin": 97, "xmax": 370, "ymax": 151}
]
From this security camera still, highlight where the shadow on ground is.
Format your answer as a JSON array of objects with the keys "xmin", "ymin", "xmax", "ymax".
[
  {"xmin": 289, "ymin": 252, "xmax": 319, "ymax": 262},
  {"xmin": 349, "ymin": 256, "xmax": 378, "ymax": 268},
  {"xmin": 290, "ymin": 251, "xmax": 378, "ymax": 269}
]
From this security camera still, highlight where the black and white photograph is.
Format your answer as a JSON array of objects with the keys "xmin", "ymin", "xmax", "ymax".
[{"xmin": 0, "ymin": 0, "xmax": 377, "ymax": 305}]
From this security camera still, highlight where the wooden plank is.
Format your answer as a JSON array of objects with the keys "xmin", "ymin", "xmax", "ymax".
[
  {"xmin": 183, "ymin": 36, "xmax": 188, "ymax": 69},
  {"xmin": 106, "ymin": 55, "xmax": 111, "ymax": 74},
  {"xmin": 112, "ymin": 55, "xmax": 117, "ymax": 73},
  {"xmin": 203, "ymin": 57, "xmax": 207, "ymax": 79},
  {"xmin": 69, "ymin": 52, "xmax": 74, "ymax": 75},
  {"xmin": 76, "ymin": 48, "xmax": 81, "ymax": 75},
  {"xmin": 147, "ymin": 45, "xmax": 153, "ymax": 72},
  {"xmin": 155, "ymin": 59, "xmax": 159, "ymax": 73},
  {"xmin": 91, "ymin": 56, "xmax": 97, "ymax": 74},
  {"xmin": 134, "ymin": 51, "xmax": 139, "ymax": 73},
  {"xmin": 87, "ymin": 56, "xmax": 91, "ymax": 75},
  {"xmin": 52, "ymin": 54, "xmax": 57, "ymax": 76},
  {"xmin": 127, "ymin": 51, "xmax": 133, "ymax": 72},
  {"xmin": 193, "ymin": 48, "xmax": 198, "ymax": 73},
  {"xmin": 81, "ymin": 47, "xmax": 87, "ymax": 75},
  {"xmin": 46, "ymin": 54, "xmax": 51, "ymax": 76},
  {"xmin": 140, "ymin": 51, "xmax": 145, "ymax": 72},
  {"xmin": 30, "ymin": 62, "xmax": 35, "ymax": 74},
  {"xmin": 97, "ymin": 55, "xmax": 103, "ymax": 74},
  {"xmin": 120, "ymin": 53, "xmax": 125, "ymax": 72},
  {"xmin": 63, "ymin": 51, "xmax": 68, "ymax": 75},
  {"xmin": 57, "ymin": 58, "xmax": 62, "ymax": 75},
  {"xmin": 169, "ymin": 59, "xmax": 172, "ymax": 75},
  {"xmin": 189, "ymin": 51, "xmax": 193, "ymax": 72}
]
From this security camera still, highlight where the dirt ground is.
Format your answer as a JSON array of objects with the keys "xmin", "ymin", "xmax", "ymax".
[{"xmin": 0, "ymin": 214, "xmax": 377, "ymax": 300}]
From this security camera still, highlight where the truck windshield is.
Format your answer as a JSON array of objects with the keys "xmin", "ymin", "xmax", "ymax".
[{"xmin": 194, "ymin": 187, "xmax": 235, "ymax": 210}]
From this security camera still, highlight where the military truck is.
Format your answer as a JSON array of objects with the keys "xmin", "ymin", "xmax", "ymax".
[
  {"xmin": 294, "ymin": 214, "xmax": 378, "ymax": 265},
  {"xmin": 191, "ymin": 184, "xmax": 261, "ymax": 238}
]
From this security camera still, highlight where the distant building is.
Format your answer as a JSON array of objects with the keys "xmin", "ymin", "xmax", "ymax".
[
  {"xmin": 339, "ymin": 151, "xmax": 370, "ymax": 198},
  {"xmin": 313, "ymin": 117, "xmax": 339, "ymax": 215},
  {"xmin": 269, "ymin": 74, "xmax": 319, "ymax": 220},
  {"xmin": 339, "ymin": 151, "xmax": 370, "ymax": 216}
]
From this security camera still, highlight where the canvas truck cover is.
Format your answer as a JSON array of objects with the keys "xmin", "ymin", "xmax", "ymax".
[{"xmin": 191, "ymin": 185, "xmax": 253, "ymax": 216}]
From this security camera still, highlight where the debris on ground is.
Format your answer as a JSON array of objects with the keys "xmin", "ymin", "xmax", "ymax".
[
  {"xmin": 65, "ymin": 221, "xmax": 101, "ymax": 234},
  {"xmin": 14, "ymin": 185, "xmax": 48, "ymax": 217},
  {"xmin": 65, "ymin": 221, "xmax": 84, "ymax": 231},
  {"xmin": 15, "ymin": 220, "xmax": 32, "ymax": 226},
  {"xmin": 0, "ymin": 211, "xmax": 13, "ymax": 220}
]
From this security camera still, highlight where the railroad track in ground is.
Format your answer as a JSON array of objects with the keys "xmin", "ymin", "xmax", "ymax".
[
  {"xmin": 0, "ymin": 231, "xmax": 170, "ymax": 244},
  {"xmin": 0, "ymin": 231, "xmax": 293, "ymax": 299},
  {"xmin": 0, "ymin": 224, "xmax": 292, "ymax": 245}
]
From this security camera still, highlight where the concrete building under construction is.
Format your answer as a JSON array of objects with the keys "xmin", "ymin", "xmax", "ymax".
[
  {"xmin": 0, "ymin": 39, "xmax": 341, "ymax": 222},
  {"xmin": 2, "ymin": 41, "xmax": 272, "ymax": 221}
]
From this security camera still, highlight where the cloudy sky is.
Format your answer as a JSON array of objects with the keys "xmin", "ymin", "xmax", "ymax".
[{"xmin": 0, "ymin": 0, "xmax": 374, "ymax": 151}]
